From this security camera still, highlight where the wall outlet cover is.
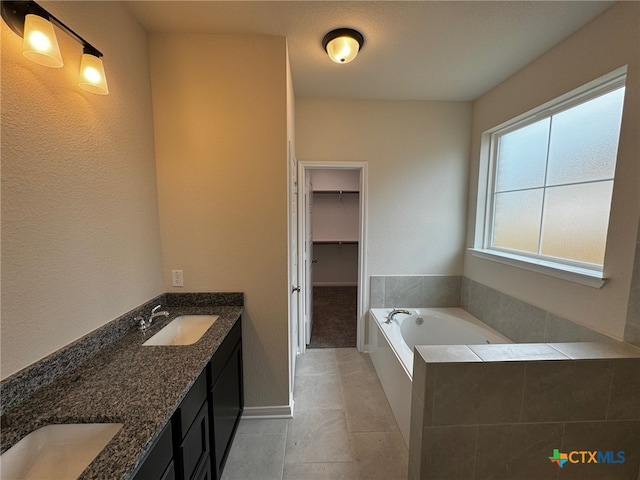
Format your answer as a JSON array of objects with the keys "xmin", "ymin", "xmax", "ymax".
[{"xmin": 172, "ymin": 270, "xmax": 184, "ymax": 287}]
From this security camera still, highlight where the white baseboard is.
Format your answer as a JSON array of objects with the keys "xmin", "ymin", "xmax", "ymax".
[{"xmin": 242, "ymin": 403, "xmax": 293, "ymax": 419}]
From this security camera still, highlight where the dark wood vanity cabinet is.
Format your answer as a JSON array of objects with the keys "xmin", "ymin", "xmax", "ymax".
[
  {"xmin": 208, "ymin": 320, "xmax": 244, "ymax": 478},
  {"xmin": 174, "ymin": 373, "xmax": 210, "ymax": 480},
  {"xmin": 132, "ymin": 421, "xmax": 175, "ymax": 480},
  {"xmin": 131, "ymin": 317, "xmax": 243, "ymax": 480},
  {"xmin": 132, "ymin": 372, "xmax": 209, "ymax": 480}
]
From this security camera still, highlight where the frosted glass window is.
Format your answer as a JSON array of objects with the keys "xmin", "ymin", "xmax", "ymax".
[
  {"xmin": 496, "ymin": 118, "xmax": 549, "ymax": 192},
  {"xmin": 540, "ymin": 181, "xmax": 613, "ymax": 265},
  {"xmin": 493, "ymin": 189, "xmax": 543, "ymax": 253},
  {"xmin": 547, "ymin": 88, "xmax": 624, "ymax": 186},
  {"xmin": 483, "ymin": 73, "xmax": 626, "ymax": 271}
]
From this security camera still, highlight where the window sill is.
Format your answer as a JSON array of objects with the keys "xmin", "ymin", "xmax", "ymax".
[{"xmin": 468, "ymin": 248, "xmax": 607, "ymax": 288}]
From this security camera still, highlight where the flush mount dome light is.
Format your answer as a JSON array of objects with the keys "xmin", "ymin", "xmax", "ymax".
[{"xmin": 322, "ymin": 28, "xmax": 364, "ymax": 64}]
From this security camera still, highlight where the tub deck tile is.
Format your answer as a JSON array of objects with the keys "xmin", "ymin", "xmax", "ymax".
[
  {"xmin": 415, "ymin": 344, "xmax": 482, "ymax": 363},
  {"xmin": 468, "ymin": 343, "xmax": 569, "ymax": 362}
]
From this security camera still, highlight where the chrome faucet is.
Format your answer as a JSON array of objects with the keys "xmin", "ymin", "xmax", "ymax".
[
  {"xmin": 136, "ymin": 316, "xmax": 147, "ymax": 331},
  {"xmin": 386, "ymin": 308, "xmax": 412, "ymax": 324},
  {"xmin": 148, "ymin": 305, "xmax": 169, "ymax": 325},
  {"xmin": 137, "ymin": 305, "xmax": 169, "ymax": 331}
]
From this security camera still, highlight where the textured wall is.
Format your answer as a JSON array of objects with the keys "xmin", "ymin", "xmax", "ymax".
[
  {"xmin": 296, "ymin": 99, "xmax": 472, "ymax": 278},
  {"xmin": 1, "ymin": 2, "xmax": 164, "ymax": 379},
  {"xmin": 148, "ymin": 34, "xmax": 290, "ymax": 408},
  {"xmin": 465, "ymin": 2, "xmax": 640, "ymax": 339}
]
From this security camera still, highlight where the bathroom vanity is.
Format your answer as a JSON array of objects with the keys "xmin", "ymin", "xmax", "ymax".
[
  {"xmin": 132, "ymin": 319, "xmax": 243, "ymax": 480},
  {"xmin": 0, "ymin": 294, "xmax": 244, "ymax": 480}
]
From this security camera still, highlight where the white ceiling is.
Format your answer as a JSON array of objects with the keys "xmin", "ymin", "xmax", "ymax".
[{"xmin": 125, "ymin": 1, "xmax": 614, "ymax": 101}]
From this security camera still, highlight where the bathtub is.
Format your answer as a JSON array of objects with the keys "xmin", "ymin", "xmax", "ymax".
[{"xmin": 368, "ymin": 308, "xmax": 511, "ymax": 446}]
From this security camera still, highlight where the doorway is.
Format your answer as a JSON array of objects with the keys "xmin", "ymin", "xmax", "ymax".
[{"xmin": 297, "ymin": 162, "xmax": 368, "ymax": 355}]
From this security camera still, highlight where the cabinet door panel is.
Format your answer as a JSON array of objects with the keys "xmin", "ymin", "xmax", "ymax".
[
  {"xmin": 211, "ymin": 342, "xmax": 243, "ymax": 475},
  {"xmin": 209, "ymin": 321, "xmax": 241, "ymax": 382},
  {"xmin": 178, "ymin": 372, "xmax": 208, "ymax": 437},
  {"xmin": 193, "ymin": 456, "xmax": 212, "ymax": 480},
  {"xmin": 132, "ymin": 422, "xmax": 173, "ymax": 480},
  {"xmin": 180, "ymin": 401, "xmax": 210, "ymax": 480},
  {"xmin": 160, "ymin": 461, "xmax": 175, "ymax": 480}
]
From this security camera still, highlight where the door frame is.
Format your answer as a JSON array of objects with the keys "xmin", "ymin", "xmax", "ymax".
[
  {"xmin": 286, "ymin": 142, "xmax": 298, "ymax": 410},
  {"xmin": 297, "ymin": 161, "xmax": 368, "ymax": 354}
]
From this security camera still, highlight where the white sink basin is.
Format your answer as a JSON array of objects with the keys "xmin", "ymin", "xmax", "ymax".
[
  {"xmin": 142, "ymin": 315, "xmax": 219, "ymax": 346},
  {"xmin": 0, "ymin": 423, "xmax": 122, "ymax": 480}
]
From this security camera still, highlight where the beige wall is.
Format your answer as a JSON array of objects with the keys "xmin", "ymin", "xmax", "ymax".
[
  {"xmin": 1, "ymin": 2, "xmax": 163, "ymax": 379},
  {"xmin": 148, "ymin": 34, "xmax": 290, "ymax": 407},
  {"xmin": 465, "ymin": 2, "xmax": 640, "ymax": 339},
  {"xmin": 296, "ymin": 99, "xmax": 472, "ymax": 279}
]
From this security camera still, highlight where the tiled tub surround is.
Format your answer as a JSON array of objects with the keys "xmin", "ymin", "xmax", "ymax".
[
  {"xmin": 461, "ymin": 277, "xmax": 619, "ymax": 344},
  {"xmin": 0, "ymin": 293, "xmax": 243, "ymax": 479},
  {"xmin": 369, "ymin": 307, "xmax": 511, "ymax": 448},
  {"xmin": 370, "ymin": 276, "xmax": 640, "ymax": 478},
  {"xmin": 371, "ymin": 275, "xmax": 620, "ymax": 344},
  {"xmin": 409, "ymin": 342, "xmax": 640, "ymax": 480},
  {"xmin": 370, "ymin": 275, "xmax": 463, "ymax": 309}
]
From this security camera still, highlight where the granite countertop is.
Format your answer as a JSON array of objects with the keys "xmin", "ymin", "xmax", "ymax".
[{"xmin": 0, "ymin": 305, "xmax": 243, "ymax": 480}]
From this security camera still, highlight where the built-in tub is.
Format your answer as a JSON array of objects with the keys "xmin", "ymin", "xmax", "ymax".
[{"xmin": 368, "ymin": 308, "xmax": 511, "ymax": 446}]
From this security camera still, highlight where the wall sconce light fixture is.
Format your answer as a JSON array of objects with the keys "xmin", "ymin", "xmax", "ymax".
[
  {"xmin": 322, "ymin": 28, "xmax": 364, "ymax": 64},
  {"xmin": 1, "ymin": 0, "xmax": 108, "ymax": 94}
]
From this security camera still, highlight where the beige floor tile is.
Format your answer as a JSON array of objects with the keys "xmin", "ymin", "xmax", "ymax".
[
  {"xmin": 236, "ymin": 417, "xmax": 289, "ymax": 435},
  {"xmin": 221, "ymin": 432, "xmax": 286, "ymax": 480},
  {"xmin": 335, "ymin": 347, "xmax": 361, "ymax": 363},
  {"xmin": 294, "ymin": 374, "xmax": 343, "ymax": 411},
  {"xmin": 285, "ymin": 409, "xmax": 352, "ymax": 464},
  {"xmin": 336, "ymin": 350, "xmax": 376, "ymax": 377},
  {"xmin": 349, "ymin": 431, "xmax": 408, "ymax": 480},
  {"xmin": 283, "ymin": 462, "xmax": 357, "ymax": 479},
  {"xmin": 224, "ymin": 348, "xmax": 407, "ymax": 480},
  {"xmin": 339, "ymin": 370, "xmax": 399, "ymax": 433},
  {"xmin": 296, "ymin": 349, "xmax": 338, "ymax": 376}
]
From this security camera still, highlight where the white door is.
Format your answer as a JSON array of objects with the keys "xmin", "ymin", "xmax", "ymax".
[
  {"xmin": 304, "ymin": 174, "xmax": 314, "ymax": 345},
  {"xmin": 288, "ymin": 145, "xmax": 299, "ymax": 397}
]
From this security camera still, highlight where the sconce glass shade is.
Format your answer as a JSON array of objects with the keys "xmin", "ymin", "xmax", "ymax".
[
  {"xmin": 78, "ymin": 53, "xmax": 109, "ymax": 95},
  {"xmin": 323, "ymin": 28, "xmax": 364, "ymax": 64},
  {"xmin": 22, "ymin": 14, "xmax": 63, "ymax": 67}
]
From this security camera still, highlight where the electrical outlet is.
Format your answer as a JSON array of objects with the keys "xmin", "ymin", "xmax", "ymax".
[{"xmin": 172, "ymin": 270, "xmax": 184, "ymax": 287}]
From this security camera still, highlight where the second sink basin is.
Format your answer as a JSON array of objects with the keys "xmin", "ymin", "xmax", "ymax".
[
  {"xmin": 142, "ymin": 315, "xmax": 219, "ymax": 346},
  {"xmin": 0, "ymin": 423, "xmax": 122, "ymax": 480}
]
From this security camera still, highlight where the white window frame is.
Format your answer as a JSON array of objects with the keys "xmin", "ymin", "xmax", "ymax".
[{"xmin": 471, "ymin": 66, "xmax": 628, "ymax": 288}]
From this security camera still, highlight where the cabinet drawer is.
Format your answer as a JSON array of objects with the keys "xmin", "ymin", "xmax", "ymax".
[
  {"xmin": 179, "ymin": 401, "xmax": 210, "ymax": 480},
  {"xmin": 132, "ymin": 421, "xmax": 173, "ymax": 480},
  {"xmin": 177, "ymin": 371, "xmax": 208, "ymax": 436}
]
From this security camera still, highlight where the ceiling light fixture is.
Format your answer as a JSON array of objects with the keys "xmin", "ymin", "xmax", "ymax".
[
  {"xmin": 1, "ymin": 0, "xmax": 109, "ymax": 94},
  {"xmin": 322, "ymin": 28, "xmax": 364, "ymax": 64}
]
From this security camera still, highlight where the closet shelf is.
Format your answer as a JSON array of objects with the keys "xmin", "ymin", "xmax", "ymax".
[
  {"xmin": 312, "ymin": 190, "xmax": 359, "ymax": 194},
  {"xmin": 313, "ymin": 240, "xmax": 358, "ymax": 245}
]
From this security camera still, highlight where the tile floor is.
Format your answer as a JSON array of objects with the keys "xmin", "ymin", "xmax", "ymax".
[{"xmin": 221, "ymin": 348, "xmax": 408, "ymax": 480}]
